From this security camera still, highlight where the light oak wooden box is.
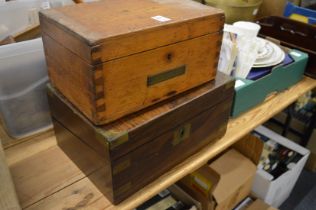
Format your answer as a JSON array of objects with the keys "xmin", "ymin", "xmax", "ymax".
[
  {"xmin": 40, "ymin": 0, "xmax": 225, "ymax": 125},
  {"xmin": 47, "ymin": 73, "xmax": 234, "ymax": 204}
]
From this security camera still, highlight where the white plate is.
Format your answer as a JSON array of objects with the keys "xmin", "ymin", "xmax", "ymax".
[
  {"xmin": 257, "ymin": 43, "xmax": 274, "ymax": 61},
  {"xmin": 254, "ymin": 38, "xmax": 285, "ymax": 67}
]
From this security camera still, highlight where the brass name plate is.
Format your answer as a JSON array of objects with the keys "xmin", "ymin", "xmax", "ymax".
[{"xmin": 147, "ymin": 65, "xmax": 186, "ymax": 86}]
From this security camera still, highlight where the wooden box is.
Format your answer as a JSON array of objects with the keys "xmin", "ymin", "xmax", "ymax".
[
  {"xmin": 48, "ymin": 72, "xmax": 234, "ymax": 204},
  {"xmin": 257, "ymin": 16, "xmax": 316, "ymax": 79},
  {"xmin": 40, "ymin": 0, "xmax": 225, "ymax": 125}
]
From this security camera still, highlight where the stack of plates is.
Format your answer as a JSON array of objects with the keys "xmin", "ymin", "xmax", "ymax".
[{"xmin": 253, "ymin": 38, "xmax": 285, "ymax": 68}]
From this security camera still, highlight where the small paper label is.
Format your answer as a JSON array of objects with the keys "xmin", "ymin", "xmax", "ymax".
[
  {"xmin": 151, "ymin": 15, "xmax": 171, "ymax": 22},
  {"xmin": 290, "ymin": 51, "xmax": 301, "ymax": 57},
  {"xmin": 253, "ymin": 8, "xmax": 259, "ymax": 16},
  {"xmin": 235, "ymin": 79, "xmax": 245, "ymax": 88},
  {"xmin": 194, "ymin": 176, "xmax": 210, "ymax": 191}
]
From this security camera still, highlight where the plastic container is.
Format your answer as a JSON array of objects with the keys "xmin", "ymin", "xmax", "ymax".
[
  {"xmin": 205, "ymin": 0, "xmax": 263, "ymax": 23},
  {"xmin": 284, "ymin": 2, "xmax": 316, "ymax": 24},
  {"xmin": 0, "ymin": 0, "xmax": 74, "ymax": 40},
  {"xmin": 0, "ymin": 0, "xmax": 42, "ymax": 40},
  {"xmin": 0, "ymin": 38, "xmax": 52, "ymax": 138},
  {"xmin": 231, "ymin": 49, "xmax": 308, "ymax": 117}
]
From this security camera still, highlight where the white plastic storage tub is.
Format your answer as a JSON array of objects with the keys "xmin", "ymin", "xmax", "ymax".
[
  {"xmin": 0, "ymin": 38, "xmax": 52, "ymax": 138},
  {"xmin": 0, "ymin": 0, "xmax": 75, "ymax": 40},
  {"xmin": 0, "ymin": 0, "xmax": 42, "ymax": 40}
]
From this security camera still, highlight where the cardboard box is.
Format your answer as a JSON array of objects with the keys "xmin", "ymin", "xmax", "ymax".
[
  {"xmin": 252, "ymin": 126, "xmax": 310, "ymax": 208},
  {"xmin": 178, "ymin": 165, "xmax": 220, "ymax": 210},
  {"xmin": 233, "ymin": 197, "xmax": 278, "ymax": 210},
  {"xmin": 247, "ymin": 199, "xmax": 278, "ymax": 210},
  {"xmin": 136, "ymin": 185, "xmax": 202, "ymax": 210},
  {"xmin": 233, "ymin": 134, "xmax": 264, "ymax": 165},
  {"xmin": 211, "ymin": 149, "xmax": 256, "ymax": 210},
  {"xmin": 306, "ymin": 152, "xmax": 316, "ymax": 171},
  {"xmin": 169, "ymin": 185, "xmax": 202, "ymax": 210},
  {"xmin": 306, "ymin": 129, "xmax": 316, "ymax": 171},
  {"xmin": 178, "ymin": 149, "xmax": 256, "ymax": 210}
]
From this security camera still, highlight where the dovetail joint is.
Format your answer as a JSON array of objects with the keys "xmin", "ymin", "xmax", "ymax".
[
  {"xmin": 89, "ymin": 66, "xmax": 106, "ymax": 121},
  {"xmin": 91, "ymin": 45, "xmax": 103, "ymax": 65}
]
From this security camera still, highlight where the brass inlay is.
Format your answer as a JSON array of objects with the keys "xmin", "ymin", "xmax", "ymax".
[
  {"xmin": 147, "ymin": 65, "xmax": 186, "ymax": 86},
  {"xmin": 105, "ymin": 131, "xmax": 129, "ymax": 150},
  {"xmin": 172, "ymin": 123, "xmax": 191, "ymax": 146},
  {"xmin": 116, "ymin": 182, "xmax": 132, "ymax": 195},
  {"xmin": 113, "ymin": 159, "xmax": 131, "ymax": 175}
]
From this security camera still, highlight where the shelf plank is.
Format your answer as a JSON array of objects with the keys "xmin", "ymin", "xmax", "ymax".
[
  {"xmin": 3, "ymin": 77, "xmax": 316, "ymax": 210},
  {"xmin": 0, "ymin": 140, "xmax": 21, "ymax": 210},
  {"xmin": 5, "ymin": 131, "xmax": 104, "ymax": 209}
]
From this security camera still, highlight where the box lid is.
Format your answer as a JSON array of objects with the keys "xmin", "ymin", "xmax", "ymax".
[
  {"xmin": 210, "ymin": 149, "xmax": 257, "ymax": 204},
  {"xmin": 48, "ymin": 72, "xmax": 234, "ymax": 160},
  {"xmin": 39, "ymin": 0, "xmax": 224, "ymax": 64}
]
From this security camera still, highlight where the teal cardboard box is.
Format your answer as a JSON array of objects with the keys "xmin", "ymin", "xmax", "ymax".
[{"xmin": 231, "ymin": 49, "xmax": 308, "ymax": 117}]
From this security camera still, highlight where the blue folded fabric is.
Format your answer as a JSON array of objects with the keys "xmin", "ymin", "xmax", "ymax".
[{"xmin": 247, "ymin": 54, "xmax": 295, "ymax": 80}]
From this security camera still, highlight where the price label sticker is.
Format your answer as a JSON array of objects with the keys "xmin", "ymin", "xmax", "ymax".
[
  {"xmin": 253, "ymin": 8, "xmax": 259, "ymax": 16},
  {"xmin": 151, "ymin": 15, "xmax": 171, "ymax": 22}
]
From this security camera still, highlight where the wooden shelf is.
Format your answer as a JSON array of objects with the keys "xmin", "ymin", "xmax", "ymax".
[{"xmin": 2, "ymin": 77, "xmax": 316, "ymax": 210}]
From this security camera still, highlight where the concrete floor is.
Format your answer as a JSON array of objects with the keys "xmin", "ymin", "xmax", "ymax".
[{"xmin": 280, "ymin": 169, "xmax": 316, "ymax": 210}]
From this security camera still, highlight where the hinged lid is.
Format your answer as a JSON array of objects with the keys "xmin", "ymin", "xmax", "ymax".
[
  {"xmin": 99, "ymin": 73, "xmax": 234, "ymax": 159},
  {"xmin": 39, "ymin": 0, "xmax": 224, "ymax": 65}
]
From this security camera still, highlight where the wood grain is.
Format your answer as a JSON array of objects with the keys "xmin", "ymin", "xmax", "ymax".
[
  {"xmin": 5, "ymin": 132, "xmax": 103, "ymax": 209},
  {"xmin": 13, "ymin": 25, "xmax": 40, "ymax": 42},
  {"xmin": 25, "ymin": 170, "xmax": 111, "ymax": 210},
  {"xmin": 43, "ymin": 33, "xmax": 95, "ymax": 123},
  {"xmin": 48, "ymin": 72, "xmax": 234, "ymax": 159},
  {"xmin": 5, "ymin": 77, "xmax": 316, "ymax": 210},
  {"xmin": 40, "ymin": 0, "xmax": 224, "ymax": 63},
  {"xmin": 102, "ymin": 33, "xmax": 220, "ymax": 122},
  {"xmin": 0, "ymin": 121, "xmax": 55, "ymax": 149},
  {"xmin": 40, "ymin": 0, "xmax": 224, "ymax": 125},
  {"xmin": 4, "ymin": 131, "xmax": 56, "ymax": 166},
  {"xmin": 0, "ymin": 141, "xmax": 21, "ymax": 210},
  {"xmin": 44, "ymin": 31, "xmax": 222, "ymax": 125},
  {"xmin": 48, "ymin": 72, "xmax": 234, "ymax": 203}
]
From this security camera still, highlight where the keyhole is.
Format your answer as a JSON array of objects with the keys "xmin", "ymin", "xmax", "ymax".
[
  {"xmin": 179, "ymin": 128, "xmax": 185, "ymax": 138},
  {"xmin": 166, "ymin": 53, "xmax": 173, "ymax": 61}
]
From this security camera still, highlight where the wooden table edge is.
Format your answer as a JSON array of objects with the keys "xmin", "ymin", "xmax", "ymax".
[{"xmin": 3, "ymin": 76, "xmax": 316, "ymax": 210}]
